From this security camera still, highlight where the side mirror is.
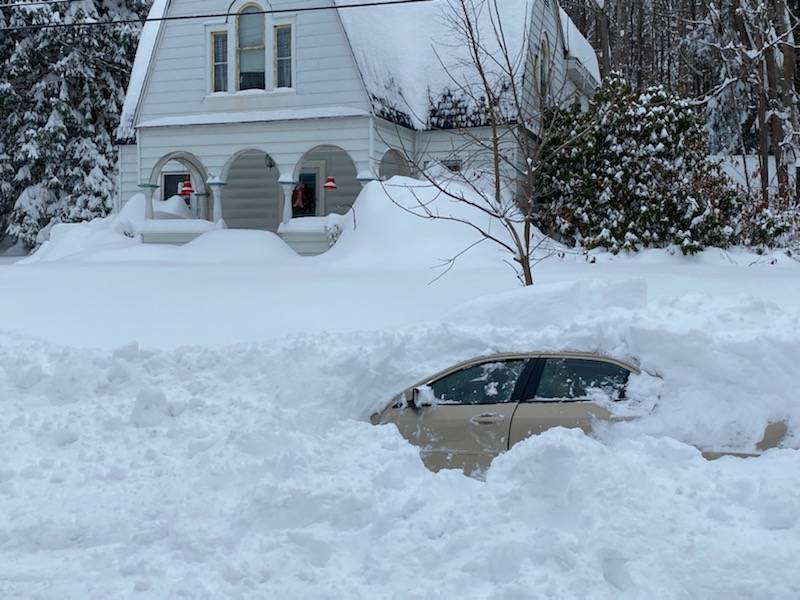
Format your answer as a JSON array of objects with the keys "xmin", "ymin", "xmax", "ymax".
[{"xmin": 404, "ymin": 387, "xmax": 421, "ymax": 408}]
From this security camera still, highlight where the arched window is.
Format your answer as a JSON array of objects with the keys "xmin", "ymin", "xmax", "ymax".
[
  {"xmin": 238, "ymin": 5, "xmax": 265, "ymax": 90},
  {"xmin": 539, "ymin": 34, "xmax": 550, "ymax": 100}
]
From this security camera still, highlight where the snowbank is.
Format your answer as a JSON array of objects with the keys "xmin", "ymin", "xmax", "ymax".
[
  {"xmin": 0, "ymin": 288, "xmax": 798, "ymax": 597},
  {"xmin": 320, "ymin": 177, "xmax": 519, "ymax": 270}
]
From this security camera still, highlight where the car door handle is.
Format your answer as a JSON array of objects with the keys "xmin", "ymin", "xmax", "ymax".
[{"xmin": 470, "ymin": 412, "xmax": 503, "ymax": 425}]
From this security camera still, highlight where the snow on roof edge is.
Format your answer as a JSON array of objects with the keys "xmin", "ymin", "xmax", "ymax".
[
  {"xmin": 559, "ymin": 7, "xmax": 601, "ymax": 85},
  {"xmin": 117, "ymin": 0, "xmax": 170, "ymax": 141},
  {"xmin": 137, "ymin": 107, "xmax": 370, "ymax": 128}
]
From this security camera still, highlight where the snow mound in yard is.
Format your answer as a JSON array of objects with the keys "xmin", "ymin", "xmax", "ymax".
[
  {"xmin": 166, "ymin": 230, "xmax": 298, "ymax": 264},
  {"xmin": 321, "ymin": 177, "xmax": 519, "ymax": 269},
  {"xmin": 444, "ymin": 278, "xmax": 648, "ymax": 332},
  {"xmin": 1, "ymin": 309, "xmax": 799, "ymax": 598}
]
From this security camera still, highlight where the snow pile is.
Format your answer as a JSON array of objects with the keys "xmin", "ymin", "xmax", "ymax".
[
  {"xmin": 320, "ymin": 177, "xmax": 518, "ymax": 269},
  {"xmin": 153, "ymin": 195, "xmax": 192, "ymax": 220},
  {"xmin": 1, "ymin": 278, "xmax": 799, "ymax": 597}
]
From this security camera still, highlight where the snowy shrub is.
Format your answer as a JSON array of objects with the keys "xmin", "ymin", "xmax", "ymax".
[
  {"xmin": 737, "ymin": 201, "xmax": 800, "ymax": 252},
  {"xmin": 539, "ymin": 74, "xmax": 742, "ymax": 255}
]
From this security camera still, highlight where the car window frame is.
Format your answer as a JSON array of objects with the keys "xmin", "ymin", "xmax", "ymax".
[
  {"xmin": 520, "ymin": 355, "xmax": 635, "ymax": 403},
  {"xmin": 419, "ymin": 357, "xmax": 538, "ymax": 406}
]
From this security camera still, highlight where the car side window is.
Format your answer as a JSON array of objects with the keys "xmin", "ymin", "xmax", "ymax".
[
  {"xmin": 534, "ymin": 358, "xmax": 630, "ymax": 401},
  {"xmin": 429, "ymin": 360, "xmax": 527, "ymax": 405}
]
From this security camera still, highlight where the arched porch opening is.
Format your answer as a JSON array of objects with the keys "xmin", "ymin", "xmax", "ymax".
[
  {"xmin": 148, "ymin": 151, "xmax": 209, "ymax": 218},
  {"xmin": 379, "ymin": 149, "xmax": 412, "ymax": 180},
  {"xmin": 293, "ymin": 145, "xmax": 359, "ymax": 219},
  {"xmin": 221, "ymin": 149, "xmax": 281, "ymax": 231}
]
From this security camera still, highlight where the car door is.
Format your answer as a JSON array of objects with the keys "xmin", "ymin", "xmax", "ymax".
[
  {"xmin": 509, "ymin": 355, "xmax": 634, "ymax": 447},
  {"xmin": 381, "ymin": 358, "xmax": 533, "ymax": 475}
]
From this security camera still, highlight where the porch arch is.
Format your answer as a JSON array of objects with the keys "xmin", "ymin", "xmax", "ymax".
[
  {"xmin": 148, "ymin": 151, "xmax": 209, "ymax": 198},
  {"xmin": 220, "ymin": 149, "xmax": 281, "ymax": 231},
  {"xmin": 379, "ymin": 149, "xmax": 412, "ymax": 180},
  {"xmin": 293, "ymin": 144, "xmax": 359, "ymax": 217}
]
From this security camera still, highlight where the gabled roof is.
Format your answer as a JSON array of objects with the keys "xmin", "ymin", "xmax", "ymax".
[
  {"xmin": 118, "ymin": 0, "xmax": 600, "ymax": 139},
  {"xmin": 335, "ymin": 0, "xmax": 600, "ymax": 129},
  {"xmin": 334, "ymin": 0, "xmax": 532, "ymax": 129},
  {"xmin": 117, "ymin": 0, "xmax": 169, "ymax": 141},
  {"xmin": 559, "ymin": 7, "xmax": 600, "ymax": 83}
]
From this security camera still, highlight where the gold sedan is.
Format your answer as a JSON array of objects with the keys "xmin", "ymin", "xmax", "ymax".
[{"xmin": 372, "ymin": 352, "xmax": 787, "ymax": 475}]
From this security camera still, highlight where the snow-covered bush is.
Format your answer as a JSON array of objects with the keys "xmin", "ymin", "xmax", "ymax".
[
  {"xmin": 539, "ymin": 75, "xmax": 742, "ymax": 255},
  {"xmin": 737, "ymin": 202, "xmax": 800, "ymax": 252}
]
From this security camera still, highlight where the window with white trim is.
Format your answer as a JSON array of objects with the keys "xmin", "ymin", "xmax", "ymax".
[
  {"xmin": 274, "ymin": 24, "xmax": 292, "ymax": 88},
  {"xmin": 238, "ymin": 5, "xmax": 265, "ymax": 90},
  {"xmin": 211, "ymin": 31, "xmax": 228, "ymax": 92}
]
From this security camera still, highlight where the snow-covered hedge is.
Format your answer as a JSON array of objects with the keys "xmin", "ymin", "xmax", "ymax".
[{"xmin": 539, "ymin": 75, "xmax": 743, "ymax": 255}]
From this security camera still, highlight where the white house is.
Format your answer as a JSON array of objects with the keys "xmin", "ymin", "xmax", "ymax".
[{"xmin": 116, "ymin": 0, "xmax": 600, "ymax": 252}]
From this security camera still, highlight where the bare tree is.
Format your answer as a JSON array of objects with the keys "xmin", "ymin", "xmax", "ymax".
[{"xmin": 378, "ymin": 0, "xmax": 595, "ymax": 286}]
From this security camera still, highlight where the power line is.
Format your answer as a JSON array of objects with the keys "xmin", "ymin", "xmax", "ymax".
[
  {"xmin": 0, "ymin": 0, "xmax": 83, "ymax": 8},
  {"xmin": 0, "ymin": 0, "xmax": 433, "ymax": 31}
]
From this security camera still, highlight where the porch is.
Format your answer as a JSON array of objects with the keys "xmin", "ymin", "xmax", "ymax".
[{"xmin": 133, "ymin": 118, "xmax": 412, "ymax": 255}]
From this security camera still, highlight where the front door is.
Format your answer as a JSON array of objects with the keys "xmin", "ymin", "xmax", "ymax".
[
  {"xmin": 509, "ymin": 356, "xmax": 633, "ymax": 447},
  {"xmin": 382, "ymin": 359, "xmax": 531, "ymax": 475},
  {"xmin": 292, "ymin": 171, "xmax": 317, "ymax": 218}
]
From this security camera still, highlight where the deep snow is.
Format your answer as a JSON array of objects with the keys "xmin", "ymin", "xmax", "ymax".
[{"xmin": 1, "ymin": 180, "xmax": 799, "ymax": 598}]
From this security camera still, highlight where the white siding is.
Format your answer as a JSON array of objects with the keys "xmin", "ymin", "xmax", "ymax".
[
  {"xmin": 116, "ymin": 143, "xmax": 140, "ymax": 211},
  {"xmin": 521, "ymin": 0, "xmax": 569, "ymax": 132},
  {"xmin": 137, "ymin": 0, "xmax": 369, "ymax": 126},
  {"xmin": 373, "ymin": 118, "xmax": 416, "ymax": 176},
  {"xmin": 137, "ymin": 115, "xmax": 371, "ymax": 184}
]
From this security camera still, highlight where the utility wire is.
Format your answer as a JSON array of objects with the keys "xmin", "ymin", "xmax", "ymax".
[
  {"xmin": 0, "ymin": 0, "xmax": 433, "ymax": 30},
  {"xmin": 0, "ymin": 0, "xmax": 84, "ymax": 8}
]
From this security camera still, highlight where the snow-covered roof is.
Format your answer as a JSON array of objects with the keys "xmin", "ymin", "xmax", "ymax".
[
  {"xmin": 559, "ymin": 7, "xmax": 600, "ymax": 84},
  {"xmin": 118, "ymin": 0, "xmax": 601, "ymax": 138},
  {"xmin": 335, "ymin": 0, "xmax": 532, "ymax": 129},
  {"xmin": 117, "ymin": 0, "xmax": 169, "ymax": 141}
]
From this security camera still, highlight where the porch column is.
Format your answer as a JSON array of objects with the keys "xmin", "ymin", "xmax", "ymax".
[
  {"xmin": 278, "ymin": 173, "xmax": 296, "ymax": 224},
  {"xmin": 137, "ymin": 182, "xmax": 159, "ymax": 220},
  {"xmin": 207, "ymin": 178, "xmax": 226, "ymax": 222}
]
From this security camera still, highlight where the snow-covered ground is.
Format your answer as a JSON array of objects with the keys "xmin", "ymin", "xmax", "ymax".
[{"xmin": 1, "ymin": 181, "xmax": 799, "ymax": 598}]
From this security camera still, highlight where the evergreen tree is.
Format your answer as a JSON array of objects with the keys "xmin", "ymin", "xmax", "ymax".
[
  {"xmin": 0, "ymin": 0, "xmax": 149, "ymax": 247},
  {"xmin": 539, "ymin": 74, "xmax": 742, "ymax": 254}
]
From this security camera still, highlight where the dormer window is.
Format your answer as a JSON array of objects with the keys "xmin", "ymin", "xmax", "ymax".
[
  {"xmin": 206, "ymin": 7, "xmax": 294, "ymax": 95},
  {"xmin": 238, "ymin": 5, "xmax": 266, "ymax": 90}
]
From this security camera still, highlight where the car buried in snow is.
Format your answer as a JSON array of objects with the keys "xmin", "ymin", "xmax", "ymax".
[{"xmin": 370, "ymin": 351, "xmax": 788, "ymax": 476}]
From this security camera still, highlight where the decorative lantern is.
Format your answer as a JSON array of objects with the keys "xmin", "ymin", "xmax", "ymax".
[
  {"xmin": 323, "ymin": 176, "xmax": 337, "ymax": 191},
  {"xmin": 178, "ymin": 180, "xmax": 194, "ymax": 197}
]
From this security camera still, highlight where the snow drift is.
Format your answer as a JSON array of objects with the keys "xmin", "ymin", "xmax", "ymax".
[{"xmin": 1, "ymin": 279, "xmax": 799, "ymax": 598}]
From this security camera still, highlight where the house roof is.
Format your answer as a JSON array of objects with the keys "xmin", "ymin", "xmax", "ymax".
[
  {"xmin": 335, "ymin": 0, "xmax": 600, "ymax": 129},
  {"xmin": 559, "ymin": 7, "xmax": 600, "ymax": 83},
  {"xmin": 118, "ymin": 0, "xmax": 600, "ymax": 139},
  {"xmin": 118, "ymin": 0, "xmax": 170, "ymax": 140}
]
